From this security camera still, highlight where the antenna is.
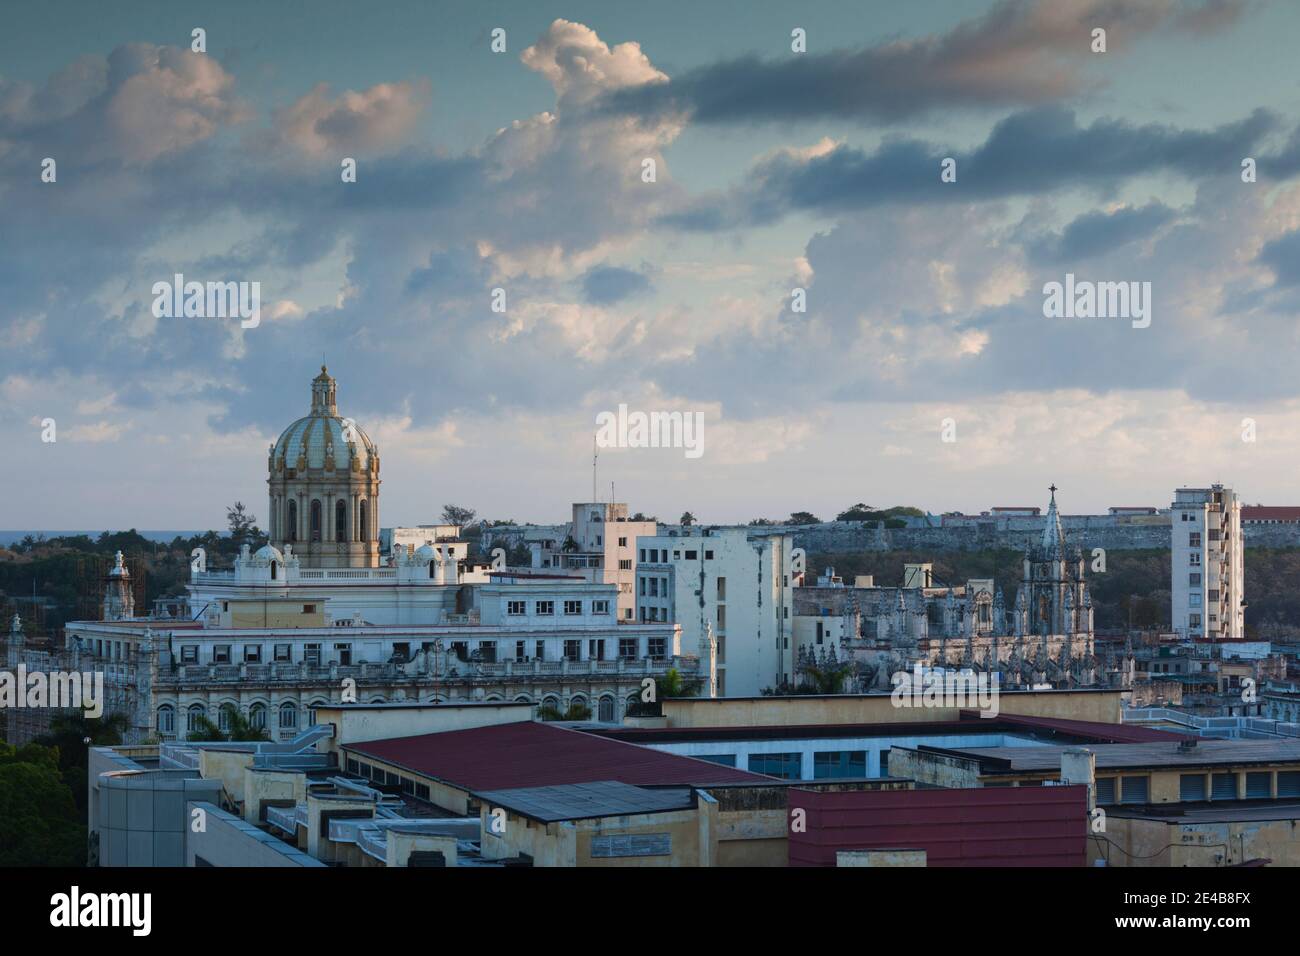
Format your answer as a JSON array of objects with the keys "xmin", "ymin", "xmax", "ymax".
[{"xmin": 592, "ymin": 433, "xmax": 598, "ymax": 504}]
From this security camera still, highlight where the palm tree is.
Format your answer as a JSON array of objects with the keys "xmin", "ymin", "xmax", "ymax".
[{"xmin": 188, "ymin": 705, "xmax": 270, "ymax": 742}]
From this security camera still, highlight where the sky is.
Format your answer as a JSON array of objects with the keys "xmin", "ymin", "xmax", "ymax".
[{"xmin": 4, "ymin": 0, "xmax": 1300, "ymax": 530}]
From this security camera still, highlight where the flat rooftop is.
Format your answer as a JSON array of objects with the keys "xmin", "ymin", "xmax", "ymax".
[
  {"xmin": 935, "ymin": 739, "xmax": 1300, "ymax": 774},
  {"xmin": 590, "ymin": 712, "xmax": 1183, "ymax": 746},
  {"xmin": 344, "ymin": 720, "xmax": 770, "ymax": 792},
  {"xmin": 474, "ymin": 780, "xmax": 696, "ymax": 823}
]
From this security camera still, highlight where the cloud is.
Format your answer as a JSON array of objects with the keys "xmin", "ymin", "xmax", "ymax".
[
  {"xmin": 521, "ymin": 19, "xmax": 668, "ymax": 103},
  {"xmin": 581, "ymin": 265, "xmax": 652, "ymax": 304},
  {"xmin": 600, "ymin": 0, "xmax": 1248, "ymax": 125},
  {"xmin": 1026, "ymin": 202, "xmax": 1178, "ymax": 263},
  {"xmin": 663, "ymin": 107, "xmax": 1278, "ymax": 230},
  {"xmin": 267, "ymin": 80, "xmax": 430, "ymax": 157}
]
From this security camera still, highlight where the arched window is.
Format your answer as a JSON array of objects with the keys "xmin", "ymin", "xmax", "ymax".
[
  {"xmin": 308, "ymin": 700, "xmax": 327, "ymax": 725},
  {"xmin": 287, "ymin": 500, "xmax": 298, "ymax": 542},
  {"xmin": 359, "ymin": 500, "xmax": 369, "ymax": 541},
  {"xmin": 279, "ymin": 701, "xmax": 298, "ymax": 730},
  {"xmin": 218, "ymin": 703, "xmax": 236, "ymax": 732},
  {"xmin": 336, "ymin": 501, "xmax": 347, "ymax": 542},
  {"xmin": 598, "ymin": 696, "xmax": 615, "ymax": 722},
  {"xmin": 249, "ymin": 703, "xmax": 267, "ymax": 730},
  {"xmin": 429, "ymin": 560, "xmax": 436, "ymax": 579},
  {"xmin": 186, "ymin": 704, "xmax": 206, "ymax": 734},
  {"xmin": 310, "ymin": 500, "xmax": 322, "ymax": 542},
  {"xmin": 270, "ymin": 559, "xmax": 277, "ymax": 581},
  {"xmin": 270, "ymin": 499, "xmax": 278, "ymax": 540},
  {"xmin": 157, "ymin": 704, "xmax": 175, "ymax": 735}
]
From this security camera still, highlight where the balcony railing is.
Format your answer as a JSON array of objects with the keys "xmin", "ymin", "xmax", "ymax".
[{"xmin": 159, "ymin": 656, "xmax": 696, "ymax": 685}]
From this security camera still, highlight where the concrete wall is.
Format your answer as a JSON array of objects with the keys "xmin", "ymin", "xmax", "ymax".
[
  {"xmin": 1094, "ymin": 814, "xmax": 1300, "ymax": 867},
  {"xmin": 93, "ymin": 768, "xmax": 222, "ymax": 866},
  {"xmin": 661, "ymin": 689, "xmax": 1124, "ymax": 728},
  {"xmin": 185, "ymin": 801, "xmax": 323, "ymax": 867},
  {"xmin": 318, "ymin": 702, "xmax": 532, "ymax": 751}
]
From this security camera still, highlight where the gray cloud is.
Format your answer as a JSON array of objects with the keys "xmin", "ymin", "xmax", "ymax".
[{"xmin": 600, "ymin": 0, "xmax": 1249, "ymax": 126}]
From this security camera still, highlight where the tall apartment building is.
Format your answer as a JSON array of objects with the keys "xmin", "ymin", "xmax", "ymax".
[
  {"xmin": 528, "ymin": 502, "xmax": 657, "ymax": 623},
  {"xmin": 1171, "ymin": 485, "xmax": 1244, "ymax": 640},
  {"xmin": 635, "ymin": 527, "xmax": 794, "ymax": 697}
]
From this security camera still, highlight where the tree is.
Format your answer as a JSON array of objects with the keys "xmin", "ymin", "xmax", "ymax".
[
  {"xmin": 226, "ymin": 502, "xmax": 260, "ymax": 547},
  {"xmin": 188, "ymin": 705, "xmax": 271, "ymax": 742},
  {"xmin": 680, "ymin": 511, "xmax": 696, "ymax": 526},
  {"xmin": 0, "ymin": 742, "xmax": 84, "ymax": 866},
  {"xmin": 836, "ymin": 503, "xmax": 876, "ymax": 521},
  {"xmin": 629, "ymin": 512, "xmax": 657, "ymax": 522},
  {"xmin": 441, "ymin": 504, "xmax": 476, "ymax": 527},
  {"xmin": 787, "ymin": 512, "xmax": 821, "ymax": 525},
  {"xmin": 35, "ymin": 712, "xmax": 129, "ymax": 813}
]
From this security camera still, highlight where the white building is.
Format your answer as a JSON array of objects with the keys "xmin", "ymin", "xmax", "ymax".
[
  {"xmin": 635, "ymin": 527, "xmax": 795, "ymax": 697},
  {"xmin": 1171, "ymin": 484, "xmax": 1244, "ymax": 640},
  {"xmin": 528, "ymin": 502, "xmax": 656, "ymax": 623},
  {"xmin": 62, "ymin": 370, "xmax": 709, "ymax": 742}
]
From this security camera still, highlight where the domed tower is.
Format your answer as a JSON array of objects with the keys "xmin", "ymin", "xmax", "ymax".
[{"xmin": 267, "ymin": 367, "xmax": 381, "ymax": 568}]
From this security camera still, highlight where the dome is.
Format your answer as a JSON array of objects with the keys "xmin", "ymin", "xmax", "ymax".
[
  {"xmin": 413, "ymin": 544, "xmax": 437, "ymax": 564},
  {"xmin": 254, "ymin": 544, "xmax": 284, "ymax": 564},
  {"xmin": 270, "ymin": 366, "xmax": 376, "ymax": 473}
]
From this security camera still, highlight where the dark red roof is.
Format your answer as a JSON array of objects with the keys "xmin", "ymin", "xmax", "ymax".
[
  {"xmin": 344, "ymin": 720, "xmax": 768, "ymax": 791},
  {"xmin": 1243, "ymin": 506, "xmax": 1300, "ymax": 522},
  {"xmin": 788, "ymin": 785, "xmax": 1087, "ymax": 867}
]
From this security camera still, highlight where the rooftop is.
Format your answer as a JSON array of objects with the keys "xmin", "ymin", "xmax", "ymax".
[
  {"xmin": 934, "ymin": 738, "xmax": 1300, "ymax": 774},
  {"xmin": 473, "ymin": 780, "xmax": 696, "ymax": 823},
  {"xmin": 344, "ymin": 720, "xmax": 769, "ymax": 792}
]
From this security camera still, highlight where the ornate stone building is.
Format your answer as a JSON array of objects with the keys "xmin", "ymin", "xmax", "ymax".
[{"xmin": 267, "ymin": 366, "xmax": 381, "ymax": 569}]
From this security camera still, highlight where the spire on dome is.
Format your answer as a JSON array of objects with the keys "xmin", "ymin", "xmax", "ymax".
[
  {"xmin": 310, "ymin": 365, "xmax": 338, "ymax": 416},
  {"xmin": 1041, "ymin": 483, "xmax": 1065, "ymax": 556}
]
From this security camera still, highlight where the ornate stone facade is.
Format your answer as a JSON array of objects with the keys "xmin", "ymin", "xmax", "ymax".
[{"xmin": 267, "ymin": 367, "xmax": 381, "ymax": 569}]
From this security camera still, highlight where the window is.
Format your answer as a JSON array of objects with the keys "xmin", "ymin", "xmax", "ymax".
[
  {"xmin": 1278, "ymin": 771, "xmax": 1300, "ymax": 798},
  {"xmin": 814, "ymin": 751, "xmax": 867, "ymax": 779},
  {"xmin": 1246, "ymin": 772, "xmax": 1271, "ymax": 799},
  {"xmin": 717, "ymin": 577, "xmax": 726, "ymax": 600},
  {"xmin": 310, "ymin": 499, "xmax": 322, "ymax": 541},
  {"xmin": 717, "ymin": 606, "xmax": 726, "ymax": 631},
  {"xmin": 748, "ymin": 752, "xmax": 802, "ymax": 780},
  {"xmin": 536, "ymin": 601, "xmax": 554, "ymax": 616},
  {"xmin": 697, "ymin": 754, "xmax": 737, "ymax": 767},
  {"xmin": 1189, "ymin": 573, "xmax": 1201, "ymax": 586},
  {"xmin": 535, "ymin": 640, "xmax": 545, "ymax": 661},
  {"xmin": 1190, "ymin": 553, "xmax": 1201, "ymax": 566},
  {"xmin": 1189, "ymin": 614, "xmax": 1202, "ymax": 628},
  {"xmin": 564, "ymin": 600, "xmax": 582, "ymax": 615},
  {"xmin": 507, "ymin": 600, "xmax": 525, "ymax": 615},
  {"xmin": 639, "ymin": 577, "xmax": 646, "ymax": 596},
  {"xmin": 335, "ymin": 643, "xmax": 352, "ymax": 666},
  {"xmin": 648, "ymin": 637, "xmax": 666, "ymax": 659},
  {"xmin": 705, "ymin": 550, "xmax": 714, "ymax": 560},
  {"xmin": 1120, "ymin": 775, "xmax": 1149, "ymax": 804},
  {"xmin": 213, "ymin": 645, "xmax": 231, "ymax": 664},
  {"xmin": 180, "ymin": 645, "xmax": 198, "ymax": 664},
  {"xmin": 287, "ymin": 500, "xmax": 297, "ymax": 541},
  {"xmin": 598, "ymin": 696, "xmax": 615, "ymax": 722},
  {"xmin": 1179, "ymin": 774, "xmax": 1206, "ymax": 801},
  {"xmin": 274, "ymin": 644, "xmax": 291, "ymax": 662},
  {"xmin": 359, "ymin": 500, "xmax": 368, "ymax": 541},
  {"xmin": 336, "ymin": 500, "xmax": 347, "ymax": 541},
  {"xmin": 303, "ymin": 604, "xmax": 315, "ymax": 614},
  {"xmin": 478, "ymin": 641, "xmax": 497, "ymax": 663},
  {"xmin": 619, "ymin": 559, "xmax": 632, "ymax": 570},
  {"xmin": 564, "ymin": 640, "xmax": 581, "ymax": 662},
  {"xmin": 249, "ymin": 703, "xmax": 267, "ymax": 730},
  {"xmin": 685, "ymin": 550, "xmax": 697, "ymax": 560},
  {"xmin": 218, "ymin": 704, "xmax": 234, "ymax": 732},
  {"xmin": 157, "ymin": 705, "xmax": 175, "ymax": 735},
  {"xmin": 639, "ymin": 549, "xmax": 646, "ymax": 562},
  {"xmin": 279, "ymin": 701, "xmax": 298, "ymax": 729},
  {"xmin": 619, "ymin": 638, "xmax": 639, "ymax": 659},
  {"xmin": 1189, "ymin": 532, "xmax": 1201, "ymax": 547},
  {"xmin": 1095, "ymin": 777, "xmax": 1116, "ymax": 805},
  {"xmin": 305, "ymin": 643, "xmax": 321, "ymax": 665},
  {"xmin": 244, "ymin": 644, "xmax": 262, "ymax": 663},
  {"xmin": 515, "ymin": 641, "xmax": 526, "ymax": 661},
  {"xmin": 1211, "ymin": 773, "xmax": 1237, "ymax": 800},
  {"xmin": 618, "ymin": 537, "xmax": 627, "ymax": 547},
  {"xmin": 593, "ymin": 599, "xmax": 609, "ymax": 615},
  {"xmin": 186, "ymin": 704, "xmax": 206, "ymax": 735}
]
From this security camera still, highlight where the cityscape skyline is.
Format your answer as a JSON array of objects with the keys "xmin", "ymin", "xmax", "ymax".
[{"xmin": 5, "ymin": 0, "xmax": 1300, "ymax": 526}]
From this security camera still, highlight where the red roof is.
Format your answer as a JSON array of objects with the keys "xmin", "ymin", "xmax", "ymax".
[
  {"xmin": 344, "ymin": 720, "xmax": 768, "ymax": 791},
  {"xmin": 788, "ymin": 785, "xmax": 1087, "ymax": 867},
  {"xmin": 1242, "ymin": 506, "xmax": 1300, "ymax": 522}
]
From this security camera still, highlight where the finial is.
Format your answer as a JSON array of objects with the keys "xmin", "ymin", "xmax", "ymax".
[{"xmin": 1049, "ymin": 483, "xmax": 1057, "ymax": 497}]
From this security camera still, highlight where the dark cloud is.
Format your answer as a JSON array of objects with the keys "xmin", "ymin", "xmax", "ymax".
[
  {"xmin": 662, "ymin": 107, "xmax": 1278, "ymax": 230},
  {"xmin": 1026, "ymin": 202, "xmax": 1177, "ymax": 263},
  {"xmin": 580, "ymin": 265, "xmax": 652, "ymax": 304},
  {"xmin": 600, "ymin": 0, "xmax": 1249, "ymax": 126}
]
